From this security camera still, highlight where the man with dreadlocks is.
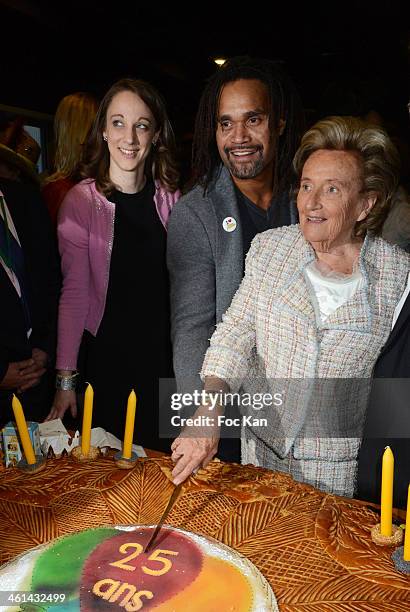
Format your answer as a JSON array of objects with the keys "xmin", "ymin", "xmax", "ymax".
[{"xmin": 167, "ymin": 56, "xmax": 304, "ymax": 462}]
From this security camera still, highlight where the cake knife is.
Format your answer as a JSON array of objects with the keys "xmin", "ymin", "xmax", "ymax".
[{"xmin": 144, "ymin": 483, "xmax": 182, "ymax": 553}]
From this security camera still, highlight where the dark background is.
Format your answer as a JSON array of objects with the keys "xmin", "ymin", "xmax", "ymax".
[{"xmin": 1, "ymin": 0, "xmax": 409, "ymax": 178}]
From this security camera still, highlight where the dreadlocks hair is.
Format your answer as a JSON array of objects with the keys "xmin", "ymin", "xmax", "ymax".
[{"xmin": 191, "ymin": 56, "xmax": 305, "ymax": 194}]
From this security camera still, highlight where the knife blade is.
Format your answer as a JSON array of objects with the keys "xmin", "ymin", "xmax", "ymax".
[{"xmin": 144, "ymin": 483, "xmax": 182, "ymax": 553}]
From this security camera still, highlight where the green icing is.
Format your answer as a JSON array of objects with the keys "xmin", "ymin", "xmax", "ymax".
[{"xmin": 31, "ymin": 528, "xmax": 118, "ymax": 602}]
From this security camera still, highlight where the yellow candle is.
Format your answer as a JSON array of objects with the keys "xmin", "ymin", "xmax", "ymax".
[
  {"xmin": 403, "ymin": 484, "xmax": 410, "ymax": 561},
  {"xmin": 11, "ymin": 394, "xmax": 36, "ymax": 465},
  {"xmin": 81, "ymin": 383, "xmax": 94, "ymax": 456},
  {"xmin": 380, "ymin": 446, "xmax": 394, "ymax": 536},
  {"xmin": 123, "ymin": 390, "xmax": 137, "ymax": 459}
]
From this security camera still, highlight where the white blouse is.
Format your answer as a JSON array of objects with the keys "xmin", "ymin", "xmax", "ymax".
[{"xmin": 305, "ymin": 261, "xmax": 364, "ymax": 323}]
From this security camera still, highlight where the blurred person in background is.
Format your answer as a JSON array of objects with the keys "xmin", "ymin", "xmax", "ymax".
[
  {"xmin": 42, "ymin": 92, "xmax": 98, "ymax": 227},
  {"xmin": 0, "ymin": 115, "xmax": 40, "ymax": 184}
]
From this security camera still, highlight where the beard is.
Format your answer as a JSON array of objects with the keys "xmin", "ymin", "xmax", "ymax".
[{"xmin": 224, "ymin": 146, "xmax": 265, "ymax": 179}]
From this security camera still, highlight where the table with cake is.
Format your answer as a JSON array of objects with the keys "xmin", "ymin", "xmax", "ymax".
[
  {"xmin": 0, "ymin": 391, "xmax": 409, "ymax": 610},
  {"xmin": 0, "ymin": 448, "xmax": 409, "ymax": 611}
]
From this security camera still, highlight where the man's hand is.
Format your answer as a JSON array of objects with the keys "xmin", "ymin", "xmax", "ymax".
[
  {"xmin": 31, "ymin": 348, "xmax": 48, "ymax": 368},
  {"xmin": 45, "ymin": 389, "xmax": 77, "ymax": 421},
  {"xmin": 16, "ymin": 348, "xmax": 49, "ymax": 393},
  {"xmin": 0, "ymin": 355, "xmax": 46, "ymax": 392},
  {"xmin": 171, "ymin": 404, "xmax": 221, "ymax": 485}
]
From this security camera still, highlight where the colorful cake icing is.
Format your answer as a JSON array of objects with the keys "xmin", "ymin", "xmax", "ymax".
[
  {"xmin": 0, "ymin": 456, "xmax": 409, "ymax": 611},
  {"xmin": 1, "ymin": 525, "xmax": 275, "ymax": 610}
]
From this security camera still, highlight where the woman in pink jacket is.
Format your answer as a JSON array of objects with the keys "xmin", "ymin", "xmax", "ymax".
[{"xmin": 46, "ymin": 78, "xmax": 180, "ymax": 451}]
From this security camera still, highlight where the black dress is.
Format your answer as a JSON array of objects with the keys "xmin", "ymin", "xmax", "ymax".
[{"xmin": 83, "ymin": 181, "xmax": 173, "ymax": 452}]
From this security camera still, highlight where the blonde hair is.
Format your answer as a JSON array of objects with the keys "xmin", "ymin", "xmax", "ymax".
[
  {"xmin": 46, "ymin": 92, "xmax": 98, "ymax": 183},
  {"xmin": 293, "ymin": 116, "xmax": 401, "ymax": 236}
]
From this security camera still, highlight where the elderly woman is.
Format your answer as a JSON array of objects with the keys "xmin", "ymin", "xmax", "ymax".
[
  {"xmin": 46, "ymin": 78, "xmax": 179, "ymax": 451},
  {"xmin": 171, "ymin": 116, "xmax": 410, "ymax": 496}
]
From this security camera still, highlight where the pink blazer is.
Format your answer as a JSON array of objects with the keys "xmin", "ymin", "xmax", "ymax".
[{"xmin": 56, "ymin": 179, "xmax": 179, "ymax": 370}]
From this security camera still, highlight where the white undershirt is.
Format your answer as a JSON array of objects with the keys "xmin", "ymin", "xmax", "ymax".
[
  {"xmin": 305, "ymin": 261, "xmax": 364, "ymax": 323},
  {"xmin": 306, "ymin": 262, "xmax": 410, "ymax": 330}
]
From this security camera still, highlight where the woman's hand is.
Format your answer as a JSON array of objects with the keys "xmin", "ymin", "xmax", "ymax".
[
  {"xmin": 171, "ymin": 404, "xmax": 221, "ymax": 485},
  {"xmin": 45, "ymin": 389, "xmax": 77, "ymax": 421}
]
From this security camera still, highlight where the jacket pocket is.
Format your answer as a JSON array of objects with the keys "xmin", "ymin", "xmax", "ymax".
[{"xmin": 292, "ymin": 437, "xmax": 360, "ymax": 461}]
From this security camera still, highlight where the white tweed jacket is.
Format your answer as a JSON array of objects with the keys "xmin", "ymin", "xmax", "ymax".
[{"xmin": 201, "ymin": 225, "xmax": 410, "ymax": 488}]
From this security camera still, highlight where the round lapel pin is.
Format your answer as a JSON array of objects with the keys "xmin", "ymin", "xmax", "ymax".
[{"xmin": 222, "ymin": 216, "xmax": 237, "ymax": 232}]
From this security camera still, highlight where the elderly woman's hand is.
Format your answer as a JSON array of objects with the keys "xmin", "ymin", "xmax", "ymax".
[{"xmin": 171, "ymin": 404, "xmax": 222, "ymax": 485}]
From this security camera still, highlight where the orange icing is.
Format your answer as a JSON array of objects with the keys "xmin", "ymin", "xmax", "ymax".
[{"xmin": 154, "ymin": 556, "xmax": 253, "ymax": 611}]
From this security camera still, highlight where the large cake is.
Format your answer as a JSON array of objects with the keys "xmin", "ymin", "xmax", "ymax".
[{"xmin": 0, "ymin": 456, "xmax": 409, "ymax": 611}]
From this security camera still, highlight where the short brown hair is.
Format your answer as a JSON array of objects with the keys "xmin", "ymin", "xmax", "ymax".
[
  {"xmin": 293, "ymin": 116, "xmax": 400, "ymax": 236},
  {"xmin": 78, "ymin": 78, "xmax": 179, "ymax": 194}
]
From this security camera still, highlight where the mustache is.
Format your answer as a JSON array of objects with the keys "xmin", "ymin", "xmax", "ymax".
[{"xmin": 224, "ymin": 145, "xmax": 263, "ymax": 155}]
